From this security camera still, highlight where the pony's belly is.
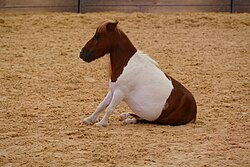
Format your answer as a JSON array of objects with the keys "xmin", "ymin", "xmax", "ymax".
[{"xmin": 124, "ymin": 86, "xmax": 171, "ymax": 121}]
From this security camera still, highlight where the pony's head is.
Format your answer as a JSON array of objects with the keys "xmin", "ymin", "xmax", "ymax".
[{"xmin": 80, "ymin": 20, "xmax": 119, "ymax": 63}]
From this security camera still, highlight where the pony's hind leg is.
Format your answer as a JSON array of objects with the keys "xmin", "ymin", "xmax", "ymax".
[
  {"xmin": 123, "ymin": 117, "xmax": 137, "ymax": 124},
  {"xmin": 119, "ymin": 112, "xmax": 148, "ymax": 124},
  {"xmin": 119, "ymin": 112, "xmax": 131, "ymax": 121},
  {"xmin": 120, "ymin": 112, "xmax": 137, "ymax": 124}
]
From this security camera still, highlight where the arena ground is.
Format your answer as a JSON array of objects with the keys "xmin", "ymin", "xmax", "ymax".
[{"xmin": 0, "ymin": 12, "xmax": 249, "ymax": 166}]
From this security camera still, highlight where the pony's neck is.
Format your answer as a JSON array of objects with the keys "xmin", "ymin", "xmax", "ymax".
[{"xmin": 109, "ymin": 32, "xmax": 137, "ymax": 82}]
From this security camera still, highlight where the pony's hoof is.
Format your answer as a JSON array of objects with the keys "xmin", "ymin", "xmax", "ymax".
[
  {"xmin": 81, "ymin": 117, "xmax": 95, "ymax": 125},
  {"xmin": 119, "ymin": 112, "xmax": 130, "ymax": 121},
  {"xmin": 123, "ymin": 118, "xmax": 137, "ymax": 124},
  {"xmin": 94, "ymin": 122, "xmax": 108, "ymax": 127}
]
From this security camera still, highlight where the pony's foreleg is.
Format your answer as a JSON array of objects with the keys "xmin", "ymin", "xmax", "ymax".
[
  {"xmin": 95, "ymin": 90, "xmax": 124, "ymax": 127},
  {"xmin": 81, "ymin": 91, "xmax": 112, "ymax": 125}
]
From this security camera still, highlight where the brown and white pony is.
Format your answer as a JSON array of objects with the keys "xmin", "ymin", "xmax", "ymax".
[{"xmin": 80, "ymin": 20, "xmax": 197, "ymax": 127}]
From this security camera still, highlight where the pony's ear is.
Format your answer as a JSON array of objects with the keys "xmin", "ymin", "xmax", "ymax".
[{"xmin": 106, "ymin": 20, "xmax": 119, "ymax": 32}]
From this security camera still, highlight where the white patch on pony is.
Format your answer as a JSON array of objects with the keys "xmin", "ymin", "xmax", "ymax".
[{"xmin": 110, "ymin": 50, "xmax": 173, "ymax": 121}]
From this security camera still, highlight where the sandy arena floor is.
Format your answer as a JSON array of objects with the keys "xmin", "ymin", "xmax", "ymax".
[{"xmin": 0, "ymin": 12, "xmax": 249, "ymax": 166}]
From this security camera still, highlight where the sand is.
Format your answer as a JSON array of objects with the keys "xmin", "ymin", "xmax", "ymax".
[{"xmin": 0, "ymin": 12, "xmax": 249, "ymax": 166}]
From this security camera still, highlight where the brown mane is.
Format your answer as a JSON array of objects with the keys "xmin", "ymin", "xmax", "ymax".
[
  {"xmin": 96, "ymin": 20, "xmax": 120, "ymax": 78},
  {"xmin": 97, "ymin": 20, "xmax": 137, "ymax": 82},
  {"xmin": 96, "ymin": 20, "xmax": 119, "ymax": 33}
]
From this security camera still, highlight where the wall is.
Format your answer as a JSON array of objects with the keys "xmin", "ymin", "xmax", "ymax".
[
  {"xmin": 0, "ymin": 0, "xmax": 77, "ymax": 12},
  {"xmin": 0, "ymin": 0, "xmax": 249, "ymax": 13}
]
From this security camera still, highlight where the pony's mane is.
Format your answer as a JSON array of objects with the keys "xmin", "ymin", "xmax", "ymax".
[
  {"xmin": 95, "ymin": 20, "xmax": 136, "ymax": 80},
  {"xmin": 96, "ymin": 20, "xmax": 121, "ymax": 34},
  {"xmin": 96, "ymin": 20, "xmax": 123, "ymax": 79}
]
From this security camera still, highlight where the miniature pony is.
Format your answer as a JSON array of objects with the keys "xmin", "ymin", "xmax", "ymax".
[{"xmin": 80, "ymin": 20, "xmax": 197, "ymax": 127}]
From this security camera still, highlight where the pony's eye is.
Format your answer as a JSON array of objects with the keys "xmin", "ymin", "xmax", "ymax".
[{"xmin": 94, "ymin": 34, "xmax": 100, "ymax": 40}]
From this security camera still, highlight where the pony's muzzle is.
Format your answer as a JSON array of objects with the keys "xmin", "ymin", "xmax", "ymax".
[{"xmin": 80, "ymin": 49, "xmax": 92, "ymax": 63}]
